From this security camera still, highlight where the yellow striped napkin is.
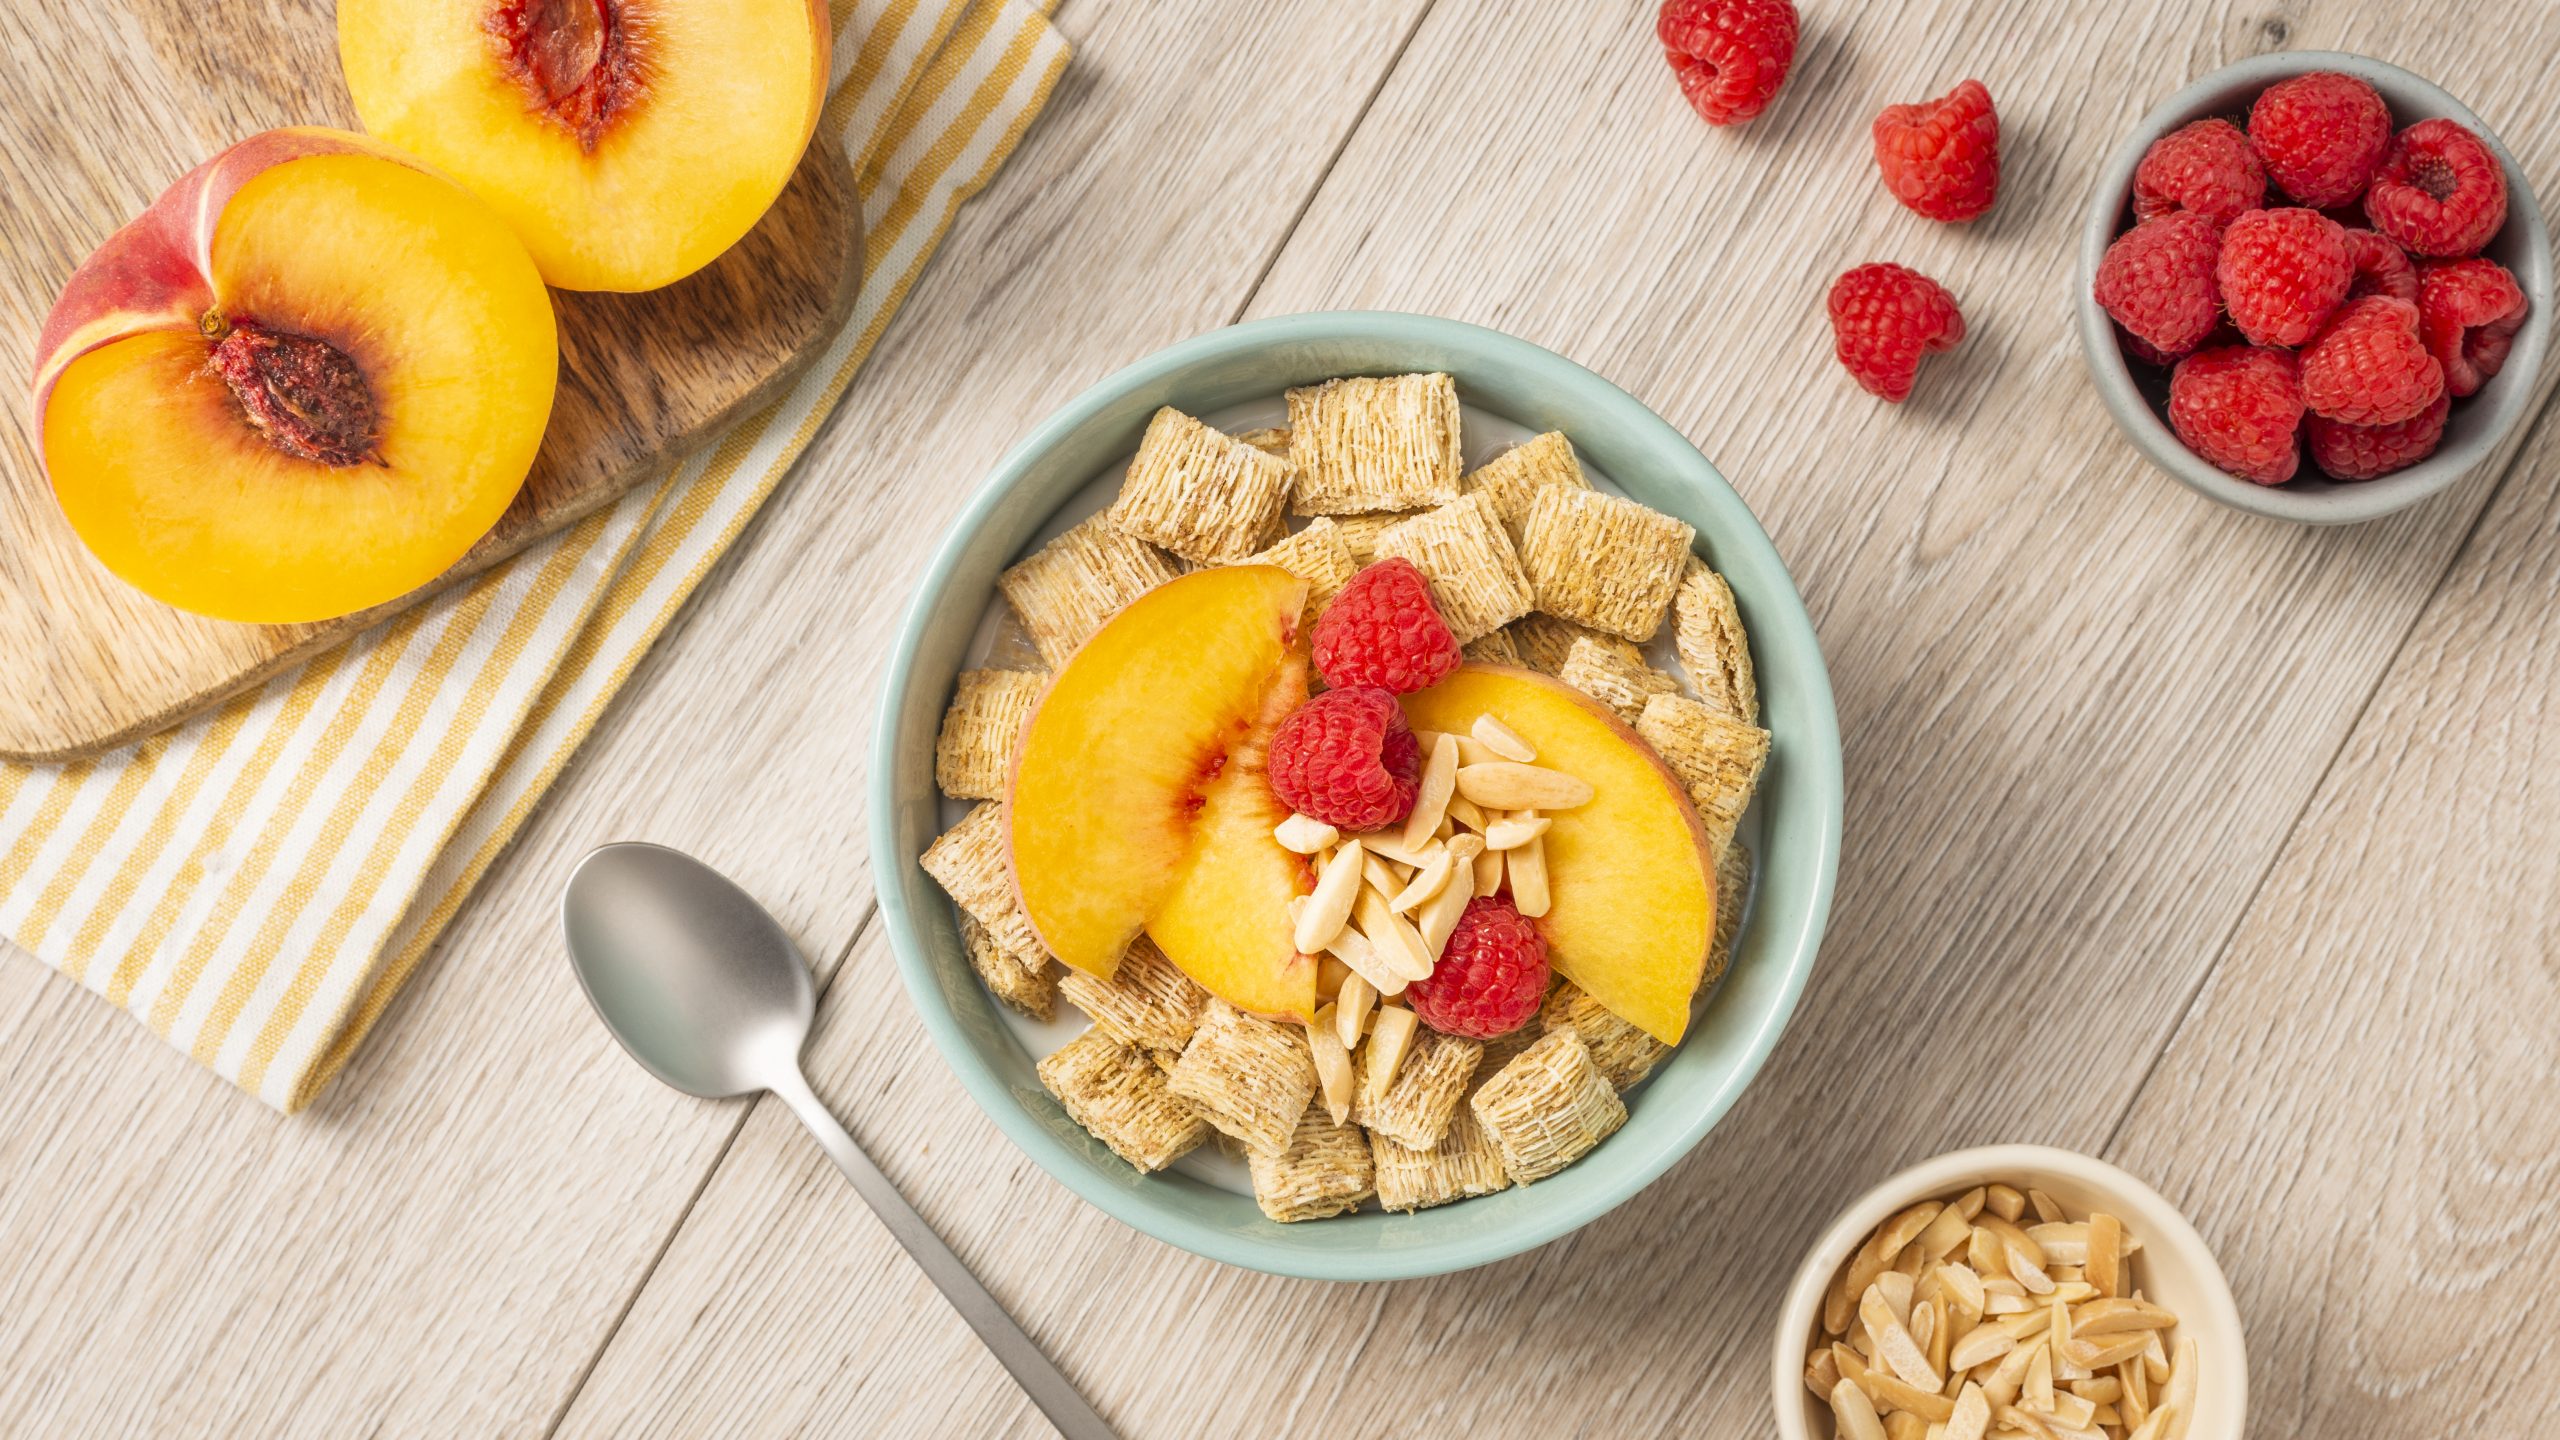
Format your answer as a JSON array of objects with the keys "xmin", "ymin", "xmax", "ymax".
[{"xmin": 0, "ymin": 0, "xmax": 1067, "ymax": 1113}]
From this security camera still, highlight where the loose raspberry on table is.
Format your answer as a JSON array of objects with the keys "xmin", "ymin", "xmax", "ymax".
[
  {"xmin": 2366, "ymin": 117, "xmax": 2508, "ymax": 257},
  {"xmin": 2248, "ymin": 71, "xmax": 2393, "ymax": 208},
  {"xmin": 2299, "ymin": 296, "xmax": 2444, "ymax": 427},
  {"xmin": 1311, "ymin": 558, "xmax": 1463, "ymax": 694},
  {"xmin": 2339, "ymin": 227, "xmax": 2420, "ymax": 303},
  {"xmin": 2416, "ymin": 255, "xmax": 2528, "ymax": 397},
  {"xmin": 1266, "ymin": 686, "xmax": 1421, "ymax": 832},
  {"xmin": 2168, "ymin": 345, "xmax": 2306, "ymax": 486},
  {"xmin": 2094, "ymin": 211, "xmax": 2223, "ymax": 357},
  {"xmin": 2132, "ymin": 118, "xmax": 2267, "ymax": 229},
  {"xmin": 1873, "ymin": 78, "xmax": 2000, "ymax": 222},
  {"xmin": 2217, "ymin": 207, "xmax": 2352, "ymax": 347},
  {"xmin": 1658, "ymin": 0, "xmax": 1798, "ymax": 127},
  {"xmin": 1406, "ymin": 896, "xmax": 1549, "ymax": 1040},
  {"xmin": 2307, "ymin": 393, "xmax": 2449, "ymax": 480},
  {"xmin": 1827, "ymin": 263, "xmax": 1965, "ymax": 403}
]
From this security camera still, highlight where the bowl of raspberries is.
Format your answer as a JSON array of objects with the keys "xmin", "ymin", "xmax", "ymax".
[{"xmin": 2078, "ymin": 52, "xmax": 2550, "ymax": 522}]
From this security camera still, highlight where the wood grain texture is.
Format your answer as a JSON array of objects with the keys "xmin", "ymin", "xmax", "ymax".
[{"xmin": 0, "ymin": 0, "xmax": 861, "ymax": 763}]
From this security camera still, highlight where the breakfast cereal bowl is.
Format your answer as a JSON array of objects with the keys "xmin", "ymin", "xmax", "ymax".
[
  {"xmin": 1773, "ymin": 1144, "xmax": 2246, "ymax": 1439},
  {"xmin": 872, "ymin": 311, "xmax": 1841, "ymax": 1280},
  {"xmin": 2075, "ymin": 50, "xmax": 2551, "ymax": 525}
]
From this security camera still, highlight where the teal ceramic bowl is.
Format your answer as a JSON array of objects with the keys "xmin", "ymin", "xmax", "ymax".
[{"xmin": 871, "ymin": 312, "xmax": 1842, "ymax": 1280}]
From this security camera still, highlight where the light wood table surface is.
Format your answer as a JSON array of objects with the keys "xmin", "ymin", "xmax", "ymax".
[{"xmin": 5, "ymin": 3, "xmax": 2555, "ymax": 1436}]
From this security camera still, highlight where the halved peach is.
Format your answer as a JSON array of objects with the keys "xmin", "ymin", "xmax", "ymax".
[
  {"xmin": 338, "ymin": 0, "xmax": 831, "ymax": 292},
  {"xmin": 1402, "ymin": 666, "xmax": 1718, "ymax": 1044},
  {"xmin": 33, "ymin": 128, "xmax": 558, "ymax": 624}
]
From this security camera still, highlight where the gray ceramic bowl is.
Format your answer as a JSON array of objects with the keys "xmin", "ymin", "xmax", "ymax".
[
  {"xmin": 871, "ymin": 312, "xmax": 1843, "ymax": 1279},
  {"xmin": 2076, "ymin": 51, "xmax": 2552, "ymax": 524}
]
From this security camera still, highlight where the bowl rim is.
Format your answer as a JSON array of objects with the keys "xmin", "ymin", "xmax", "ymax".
[
  {"xmin": 867, "ymin": 310, "xmax": 1844, "ymax": 1280},
  {"xmin": 2074, "ymin": 49, "xmax": 2554, "ymax": 525},
  {"xmin": 1767, "ymin": 1143, "xmax": 2250, "ymax": 1439}
]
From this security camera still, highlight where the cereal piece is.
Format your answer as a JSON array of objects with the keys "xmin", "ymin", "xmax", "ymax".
[
  {"xmin": 1462, "ymin": 627, "xmax": 1522, "ymax": 667},
  {"xmin": 1372, "ymin": 1103, "xmax": 1509, "ymax": 1212},
  {"xmin": 1057, "ymin": 936, "xmax": 1209, "ymax": 1057},
  {"xmin": 932, "ymin": 668, "xmax": 1044, "ymax": 801},
  {"xmin": 1636, "ymin": 693, "xmax": 1770, "ymax": 850},
  {"xmin": 920, "ymin": 802, "xmax": 1045, "ymax": 973},
  {"xmin": 1037, "ymin": 1030, "xmax": 1208, "ymax": 1173},
  {"xmin": 1241, "ymin": 516, "xmax": 1358, "ymax": 619},
  {"xmin": 1165, "ymin": 999, "xmax": 1319, "ymax": 1156},
  {"xmin": 1286, "ymin": 373, "xmax": 1463, "ymax": 515},
  {"xmin": 998, "ymin": 512, "xmax": 1182, "ymax": 665},
  {"xmin": 1107, "ymin": 407, "xmax": 1295, "ymax": 563},
  {"xmin": 1708, "ymin": 839, "xmax": 1751, "ymax": 987},
  {"xmin": 1371, "ymin": 493, "xmax": 1536, "ymax": 644},
  {"xmin": 1517, "ymin": 488, "xmax": 1693, "ymax": 641},
  {"xmin": 1328, "ymin": 512, "xmax": 1411, "ymax": 566},
  {"xmin": 1468, "ymin": 1026, "xmax": 1627, "ymax": 1183},
  {"xmin": 1543, "ymin": 980, "xmax": 1669, "ymax": 1091},
  {"xmin": 959, "ymin": 913, "xmax": 1054, "ymax": 1021},
  {"xmin": 1673, "ymin": 557, "xmax": 1757, "ymax": 722},
  {"xmin": 1557, "ymin": 633, "xmax": 1678, "ymax": 725},
  {"xmin": 1463, "ymin": 431, "xmax": 1588, "ymax": 540},
  {"xmin": 1247, "ymin": 1103, "xmax": 1375, "ymax": 1222},
  {"xmin": 1352, "ymin": 1025, "xmax": 1483, "ymax": 1148},
  {"xmin": 1503, "ymin": 612, "xmax": 1608, "ymax": 675}
]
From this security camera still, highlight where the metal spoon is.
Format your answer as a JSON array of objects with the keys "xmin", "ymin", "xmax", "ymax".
[{"xmin": 561, "ymin": 842, "xmax": 1114, "ymax": 1440}]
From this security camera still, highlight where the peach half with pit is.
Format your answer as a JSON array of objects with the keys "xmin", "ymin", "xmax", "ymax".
[
  {"xmin": 33, "ymin": 128, "xmax": 558, "ymax": 625},
  {"xmin": 339, "ymin": 0, "xmax": 832, "ymax": 292}
]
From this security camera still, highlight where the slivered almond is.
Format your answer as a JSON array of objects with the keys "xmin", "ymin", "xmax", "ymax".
[
  {"xmin": 1367, "ymin": 1004, "xmax": 1417, "ymax": 1090},
  {"xmin": 2061, "ymin": 1331, "xmax": 2150, "ymax": 1370},
  {"xmin": 1861, "ymin": 1286, "xmax": 1942, "ymax": 1391},
  {"xmin": 1296, "ymin": 841, "xmax": 1365, "ymax": 954},
  {"xmin": 1937, "ymin": 1263, "xmax": 1987, "ymax": 1314},
  {"xmin": 1325, "ymin": 922, "xmax": 1404, "ymax": 997},
  {"xmin": 1355, "ymin": 829, "xmax": 1436, "ymax": 867},
  {"xmin": 2026, "ymin": 1222, "xmax": 2089, "ymax": 1265},
  {"xmin": 1273, "ymin": 814, "xmax": 1338, "ymax": 854},
  {"xmin": 2044, "ymin": 1392, "xmax": 2097, "ymax": 1430},
  {"xmin": 1828, "ymin": 1379, "xmax": 1888, "ymax": 1440},
  {"xmin": 1471, "ymin": 713, "xmax": 1535, "ymax": 761},
  {"xmin": 1826, "ymin": 1203, "xmax": 1945, "ymax": 1335},
  {"xmin": 1306, "ymin": 1008, "xmax": 1353, "ymax": 1124},
  {"xmin": 1851, "ymin": 1366, "xmax": 1953, "ymax": 1423},
  {"xmin": 2085, "ymin": 1213, "xmax": 2122, "ymax": 1299},
  {"xmin": 1948, "ymin": 1324, "xmax": 2013, "ymax": 1372},
  {"xmin": 1336, "ymin": 972, "xmax": 1375, "ymax": 1049},
  {"xmin": 1481, "ymin": 812, "xmax": 1553, "ymax": 850},
  {"xmin": 2068, "ymin": 1377, "xmax": 2120, "ymax": 1405},
  {"xmin": 1452, "ymin": 735, "xmax": 1499, "ymax": 766},
  {"xmin": 1418, "ymin": 854, "xmax": 1478, "ymax": 955},
  {"xmin": 1954, "ymin": 1186, "xmax": 1988, "ymax": 1221},
  {"xmin": 2128, "ymin": 1406, "xmax": 2176, "ymax": 1440},
  {"xmin": 1472, "ymin": 842, "xmax": 1503, "ymax": 897},
  {"xmin": 2070, "ymin": 1298, "xmax": 2175, "ymax": 1336},
  {"xmin": 1918, "ymin": 1201, "xmax": 1976, "ymax": 1259},
  {"xmin": 1389, "ymin": 848, "xmax": 1456, "ymax": 913},
  {"xmin": 1355, "ymin": 888, "xmax": 1435, "ymax": 981},
  {"xmin": 2009, "ymin": 1243, "xmax": 2054, "ymax": 1296},
  {"xmin": 2027, "ymin": 1189, "xmax": 2064, "ymax": 1225},
  {"xmin": 1402, "ymin": 732, "xmax": 1459, "ymax": 850},
  {"xmin": 1455, "ymin": 761, "xmax": 1595, "ymax": 810},
  {"xmin": 1945, "ymin": 1383, "xmax": 1991, "ymax": 1440},
  {"xmin": 1511, "ymin": 831, "xmax": 1551, "ymax": 917},
  {"xmin": 1980, "ymin": 1335, "xmax": 2039, "ymax": 1408},
  {"xmin": 1805, "ymin": 1347, "xmax": 1840, "ymax": 1398},
  {"xmin": 1986, "ymin": 1184, "xmax": 2026, "ymax": 1222},
  {"xmin": 1445, "ymin": 794, "xmax": 1490, "ymax": 832}
]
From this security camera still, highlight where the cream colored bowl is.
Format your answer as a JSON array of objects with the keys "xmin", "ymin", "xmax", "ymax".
[{"xmin": 1771, "ymin": 1144, "xmax": 2245, "ymax": 1439}]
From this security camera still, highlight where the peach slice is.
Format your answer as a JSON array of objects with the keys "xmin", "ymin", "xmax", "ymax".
[
  {"xmin": 1402, "ymin": 666, "xmax": 1717, "ymax": 1044},
  {"xmin": 33, "ymin": 128, "xmax": 558, "ymax": 624},
  {"xmin": 338, "ymin": 0, "xmax": 831, "ymax": 292},
  {"xmin": 1006, "ymin": 565, "xmax": 1320, "ymax": 1022}
]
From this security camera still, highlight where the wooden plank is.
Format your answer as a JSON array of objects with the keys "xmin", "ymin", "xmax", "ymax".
[
  {"xmin": 549, "ymin": 3, "xmax": 2560, "ymax": 1436},
  {"xmin": 2104, "ymin": 411, "xmax": 2560, "ymax": 1432},
  {"xmin": 0, "ymin": 0, "xmax": 1420, "ymax": 1430}
]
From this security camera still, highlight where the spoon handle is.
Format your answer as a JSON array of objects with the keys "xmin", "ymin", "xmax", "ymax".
[{"xmin": 766, "ymin": 1064, "xmax": 1118, "ymax": 1440}]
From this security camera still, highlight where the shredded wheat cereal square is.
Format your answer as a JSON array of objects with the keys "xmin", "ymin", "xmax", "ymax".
[
  {"xmin": 1506, "ymin": 613, "xmax": 1612, "ymax": 676},
  {"xmin": 933, "ymin": 669, "xmax": 1044, "ymax": 801},
  {"xmin": 1285, "ymin": 374, "xmax": 1463, "ymax": 515},
  {"xmin": 1372, "ymin": 493, "xmax": 1535, "ymax": 643},
  {"xmin": 1469, "ymin": 1026, "xmax": 1627, "ymax": 1183},
  {"xmin": 920, "ymin": 802, "xmax": 1045, "ymax": 974},
  {"xmin": 1056, "ymin": 935, "xmax": 1209, "ymax": 1058},
  {"xmin": 1463, "ymin": 431, "xmax": 1589, "ymax": 541},
  {"xmin": 1461, "ymin": 627, "xmax": 1522, "ymax": 667},
  {"xmin": 960, "ymin": 913, "xmax": 1054, "ymax": 1021},
  {"xmin": 1329, "ymin": 512, "xmax": 1411, "ymax": 566},
  {"xmin": 998, "ymin": 512, "xmax": 1182, "ymax": 665},
  {"xmin": 1673, "ymin": 557, "xmax": 1757, "ymax": 722},
  {"xmin": 1373, "ymin": 1104, "xmax": 1509, "ymax": 1213},
  {"xmin": 1635, "ymin": 693, "xmax": 1769, "ymax": 852},
  {"xmin": 1351, "ymin": 1026, "xmax": 1483, "ymax": 1149},
  {"xmin": 1248, "ymin": 1103, "xmax": 1376, "ymax": 1222},
  {"xmin": 1241, "ymin": 516, "xmax": 1358, "ymax": 620},
  {"xmin": 1542, "ymin": 980, "xmax": 1669, "ymax": 1091},
  {"xmin": 1106, "ymin": 407, "xmax": 1295, "ymax": 563},
  {"xmin": 1517, "ymin": 488, "xmax": 1693, "ymax": 642},
  {"xmin": 1164, "ymin": 999, "xmax": 1318, "ymax": 1156},
  {"xmin": 1557, "ymin": 633, "xmax": 1679, "ymax": 725},
  {"xmin": 1038, "ymin": 1030, "xmax": 1208, "ymax": 1173}
]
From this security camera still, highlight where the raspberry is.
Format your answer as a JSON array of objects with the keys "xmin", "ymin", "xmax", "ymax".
[
  {"xmin": 1872, "ymin": 78, "xmax": 1999, "ymax": 222},
  {"xmin": 1266, "ymin": 686, "xmax": 1420, "ymax": 831},
  {"xmin": 2132, "ymin": 118, "xmax": 2267, "ymax": 228},
  {"xmin": 1827, "ymin": 263, "xmax": 1965, "ymax": 402},
  {"xmin": 2248, "ymin": 71, "xmax": 2392, "ymax": 207},
  {"xmin": 2416, "ymin": 256, "xmax": 2528, "ymax": 397},
  {"xmin": 1311, "ymin": 558, "xmax": 1463, "ymax": 694},
  {"xmin": 2168, "ymin": 345, "xmax": 2305, "ymax": 486},
  {"xmin": 2339, "ymin": 227, "xmax": 2419, "ymax": 302},
  {"xmin": 2306, "ymin": 393, "xmax": 2449, "ymax": 480},
  {"xmin": 2216, "ymin": 207, "xmax": 2351, "ymax": 347},
  {"xmin": 2299, "ymin": 296, "xmax": 2444, "ymax": 426},
  {"xmin": 2094, "ymin": 211, "xmax": 2223, "ymax": 356},
  {"xmin": 1405, "ymin": 896, "xmax": 1549, "ymax": 1039},
  {"xmin": 1658, "ymin": 0, "xmax": 1798, "ymax": 127},
  {"xmin": 2365, "ymin": 118, "xmax": 2508, "ymax": 257}
]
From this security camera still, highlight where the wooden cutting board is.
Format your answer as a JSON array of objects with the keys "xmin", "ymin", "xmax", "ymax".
[{"xmin": 0, "ymin": 0, "xmax": 863, "ymax": 762}]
